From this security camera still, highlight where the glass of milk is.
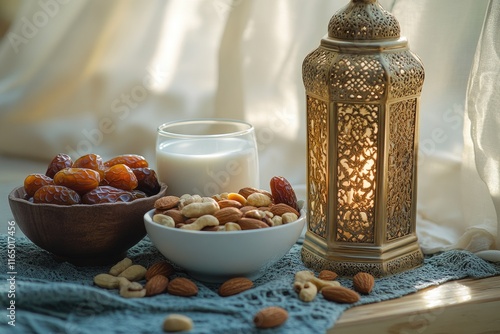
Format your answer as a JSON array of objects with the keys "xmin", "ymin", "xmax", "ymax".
[{"xmin": 156, "ymin": 119, "xmax": 259, "ymax": 197}]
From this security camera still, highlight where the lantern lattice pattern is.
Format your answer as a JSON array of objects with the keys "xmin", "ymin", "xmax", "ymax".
[{"xmin": 301, "ymin": 0, "xmax": 425, "ymax": 277}]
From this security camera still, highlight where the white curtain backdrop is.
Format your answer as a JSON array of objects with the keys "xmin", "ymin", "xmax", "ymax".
[{"xmin": 0, "ymin": 0, "xmax": 498, "ymax": 260}]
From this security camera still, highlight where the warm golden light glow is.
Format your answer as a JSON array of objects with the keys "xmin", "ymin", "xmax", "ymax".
[
  {"xmin": 301, "ymin": 0, "xmax": 425, "ymax": 276},
  {"xmin": 421, "ymin": 283, "xmax": 472, "ymax": 309}
]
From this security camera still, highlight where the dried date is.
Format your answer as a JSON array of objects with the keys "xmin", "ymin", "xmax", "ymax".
[
  {"xmin": 269, "ymin": 176, "xmax": 298, "ymax": 212},
  {"xmin": 33, "ymin": 185, "xmax": 81, "ymax": 205},
  {"xmin": 24, "ymin": 173, "xmax": 54, "ymax": 198},
  {"xmin": 103, "ymin": 164, "xmax": 138, "ymax": 191},
  {"xmin": 104, "ymin": 154, "xmax": 148, "ymax": 169},
  {"xmin": 73, "ymin": 153, "xmax": 105, "ymax": 178},
  {"xmin": 53, "ymin": 168, "xmax": 101, "ymax": 194},
  {"xmin": 82, "ymin": 186, "xmax": 135, "ymax": 204},
  {"xmin": 45, "ymin": 153, "xmax": 73, "ymax": 178},
  {"xmin": 132, "ymin": 167, "xmax": 161, "ymax": 196}
]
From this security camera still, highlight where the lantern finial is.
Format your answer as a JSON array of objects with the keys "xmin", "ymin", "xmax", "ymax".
[{"xmin": 328, "ymin": 0, "xmax": 400, "ymax": 40}]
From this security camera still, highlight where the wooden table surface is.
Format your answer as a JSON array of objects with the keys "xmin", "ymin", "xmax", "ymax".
[{"xmin": 331, "ymin": 275, "xmax": 500, "ymax": 334}]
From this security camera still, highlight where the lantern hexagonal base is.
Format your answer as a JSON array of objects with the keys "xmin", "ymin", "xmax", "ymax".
[{"xmin": 301, "ymin": 233, "xmax": 424, "ymax": 277}]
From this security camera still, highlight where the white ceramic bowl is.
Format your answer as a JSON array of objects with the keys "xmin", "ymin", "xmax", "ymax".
[{"xmin": 144, "ymin": 201, "xmax": 306, "ymax": 283}]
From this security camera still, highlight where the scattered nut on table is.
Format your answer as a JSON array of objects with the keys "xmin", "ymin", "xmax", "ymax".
[{"xmin": 163, "ymin": 314, "xmax": 193, "ymax": 332}]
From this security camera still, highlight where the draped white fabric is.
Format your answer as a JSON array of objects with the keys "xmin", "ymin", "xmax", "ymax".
[{"xmin": 0, "ymin": 0, "xmax": 498, "ymax": 260}]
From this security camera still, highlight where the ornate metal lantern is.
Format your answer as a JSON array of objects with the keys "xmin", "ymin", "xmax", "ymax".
[{"xmin": 301, "ymin": 0, "xmax": 425, "ymax": 276}]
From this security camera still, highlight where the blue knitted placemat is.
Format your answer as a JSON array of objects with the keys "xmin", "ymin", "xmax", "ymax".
[{"xmin": 1, "ymin": 235, "xmax": 499, "ymax": 334}]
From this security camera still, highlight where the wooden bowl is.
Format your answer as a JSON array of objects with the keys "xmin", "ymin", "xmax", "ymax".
[{"xmin": 8, "ymin": 183, "xmax": 167, "ymax": 266}]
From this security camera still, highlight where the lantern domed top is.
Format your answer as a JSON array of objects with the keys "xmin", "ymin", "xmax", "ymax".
[{"xmin": 328, "ymin": 0, "xmax": 400, "ymax": 40}]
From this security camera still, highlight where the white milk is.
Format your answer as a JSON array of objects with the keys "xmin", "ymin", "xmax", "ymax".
[{"xmin": 156, "ymin": 137, "xmax": 259, "ymax": 196}]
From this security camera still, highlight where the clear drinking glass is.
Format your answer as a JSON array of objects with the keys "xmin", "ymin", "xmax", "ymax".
[{"xmin": 156, "ymin": 119, "xmax": 259, "ymax": 197}]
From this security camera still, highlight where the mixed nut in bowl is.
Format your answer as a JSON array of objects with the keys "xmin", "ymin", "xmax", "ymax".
[
  {"xmin": 8, "ymin": 153, "xmax": 167, "ymax": 266},
  {"xmin": 144, "ymin": 177, "xmax": 306, "ymax": 283}
]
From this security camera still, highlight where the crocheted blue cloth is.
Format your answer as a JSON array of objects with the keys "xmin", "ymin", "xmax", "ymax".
[{"xmin": 1, "ymin": 235, "xmax": 499, "ymax": 334}]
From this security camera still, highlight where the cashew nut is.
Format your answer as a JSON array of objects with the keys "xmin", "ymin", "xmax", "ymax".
[
  {"xmin": 109, "ymin": 258, "xmax": 133, "ymax": 276},
  {"xmin": 178, "ymin": 194, "xmax": 202, "ymax": 209},
  {"xmin": 246, "ymin": 192, "xmax": 272, "ymax": 207},
  {"xmin": 272, "ymin": 216, "xmax": 283, "ymax": 226},
  {"xmin": 181, "ymin": 200, "xmax": 220, "ymax": 218},
  {"xmin": 153, "ymin": 214, "xmax": 175, "ymax": 228},
  {"xmin": 94, "ymin": 273, "xmax": 120, "ymax": 289},
  {"xmin": 282, "ymin": 212, "xmax": 299, "ymax": 224},
  {"xmin": 294, "ymin": 270, "xmax": 340, "ymax": 290},
  {"xmin": 163, "ymin": 314, "xmax": 194, "ymax": 332},
  {"xmin": 224, "ymin": 222, "xmax": 242, "ymax": 231},
  {"xmin": 298, "ymin": 282, "xmax": 318, "ymax": 302},
  {"xmin": 180, "ymin": 215, "xmax": 219, "ymax": 231},
  {"xmin": 118, "ymin": 264, "xmax": 147, "ymax": 282},
  {"xmin": 119, "ymin": 281, "xmax": 146, "ymax": 298}
]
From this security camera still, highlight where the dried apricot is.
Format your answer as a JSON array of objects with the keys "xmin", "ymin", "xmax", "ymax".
[
  {"xmin": 132, "ymin": 167, "xmax": 161, "ymax": 196},
  {"xmin": 103, "ymin": 164, "xmax": 138, "ymax": 191},
  {"xmin": 33, "ymin": 185, "xmax": 81, "ymax": 205},
  {"xmin": 104, "ymin": 154, "xmax": 148, "ymax": 169},
  {"xmin": 270, "ymin": 176, "xmax": 298, "ymax": 211},
  {"xmin": 45, "ymin": 153, "xmax": 73, "ymax": 178},
  {"xmin": 53, "ymin": 168, "xmax": 101, "ymax": 194},
  {"xmin": 82, "ymin": 186, "xmax": 135, "ymax": 204},
  {"xmin": 24, "ymin": 173, "xmax": 54, "ymax": 198}
]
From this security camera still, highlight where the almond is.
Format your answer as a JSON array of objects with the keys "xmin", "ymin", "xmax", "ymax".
[
  {"xmin": 318, "ymin": 270, "xmax": 338, "ymax": 281},
  {"xmin": 213, "ymin": 207, "xmax": 243, "ymax": 225},
  {"xmin": 321, "ymin": 286, "xmax": 360, "ymax": 304},
  {"xmin": 269, "ymin": 203, "xmax": 300, "ymax": 217},
  {"xmin": 145, "ymin": 261, "xmax": 175, "ymax": 281},
  {"xmin": 353, "ymin": 272, "xmax": 375, "ymax": 294},
  {"xmin": 240, "ymin": 206, "xmax": 258, "ymax": 214},
  {"xmin": 236, "ymin": 217, "xmax": 269, "ymax": 230},
  {"xmin": 145, "ymin": 274, "xmax": 169, "ymax": 296},
  {"xmin": 218, "ymin": 277, "xmax": 254, "ymax": 297},
  {"xmin": 217, "ymin": 199, "xmax": 243, "ymax": 209},
  {"xmin": 253, "ymin": 306, "xmax": 288, "ymax": 329},
  {"xmin": 154, "ymin": 196, "xmax": 180, "ymax": 210},
  {"xmin": 167, "ymin": 277, "xmax": 198, "ymax": 297}
]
